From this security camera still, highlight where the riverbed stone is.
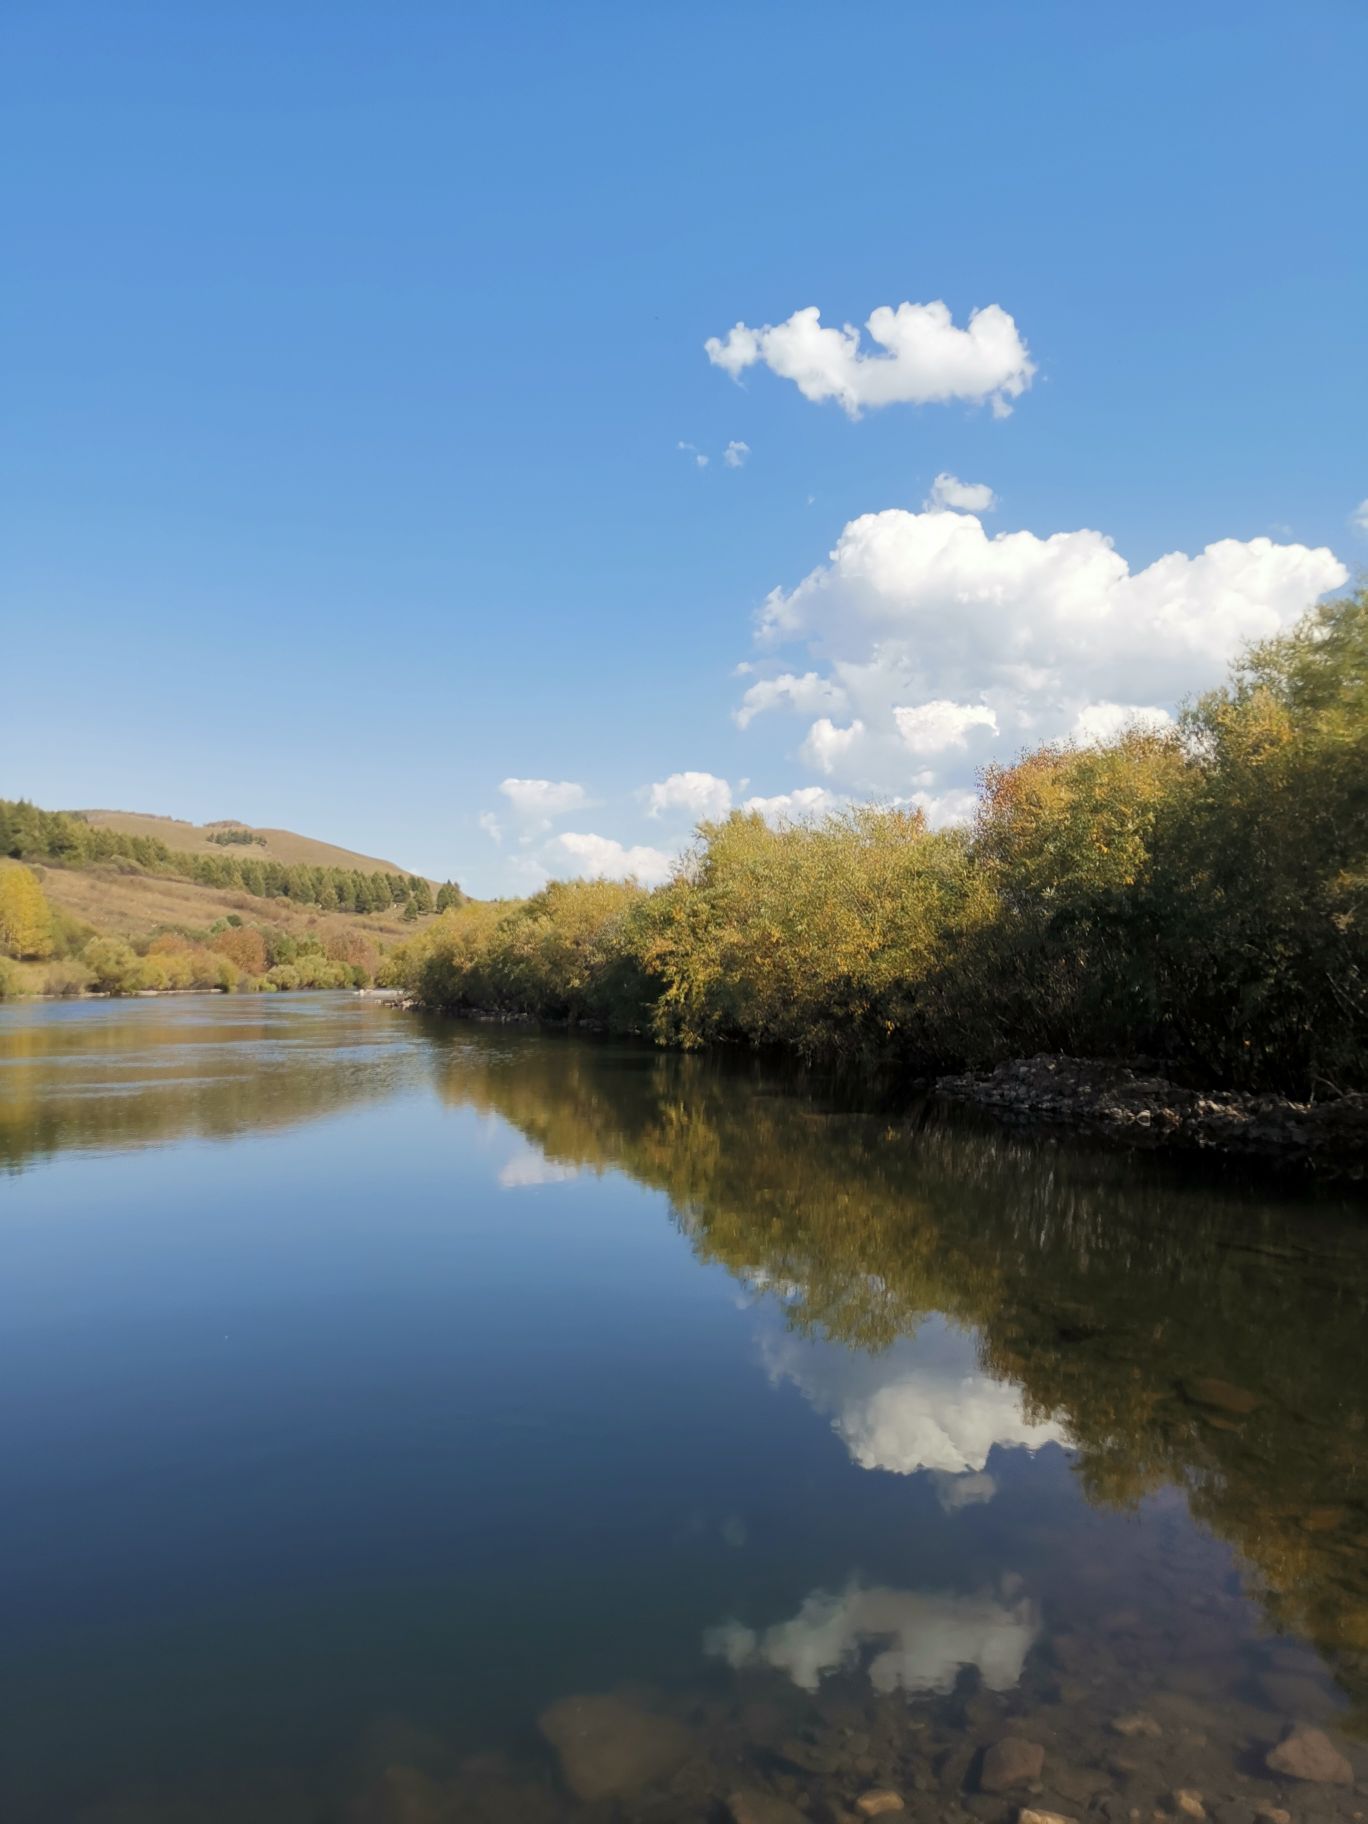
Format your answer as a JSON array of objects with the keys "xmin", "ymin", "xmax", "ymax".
[
  {"xmin": 727, "ymin": 1789, "xmax": 809, "ymax": 1824},
  {"xmin": 346, "ymin": 1764, "xmax": 453, "ymax": 1824},
  {"xmin": 1111, "ymin": 1715, "xmax": 1162, "ymax": 1741},
  {"xmin": 1020, "ymin": 1810, "xmax": 1076, "ymax": 1824},
  {"xmin": 856, "ymin": 1792, "xmax": 905, "ymax": 1817},
  {"xmin": 981, "ymin": 1740, "xmax": 1047, "ymax": 1792},
  {"xmin": 1180, "ymin": 1378, "xmax": 1262, "ymax": 1416},
  {"xmin": 1264, "ymin": 1725, "xmax": 1352, "ymax": 1786},
  {"xmin": 1049, "ymin": 1765, "xmax": 1110, "ymax": 1805},
  {"xmin": 537, "ymin": 1691, "xmax": 691, "ymax": 1801},
  {"xmin": 777, "ymin": 1732, "xmax": 843, "ymax": 1774},
  {"xmin": 1171, "ymin": 1790, "xmax": 1205, "ymax": 1818}
]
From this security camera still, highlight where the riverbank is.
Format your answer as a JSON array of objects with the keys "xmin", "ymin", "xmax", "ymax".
[
  {"xmin": 394, "ymin": 998, "xmax": 1368, "ymax": 1172},
  {"xmin": 937, "ymin": 1055, "xmax": 1368, "ymax": 1170}
]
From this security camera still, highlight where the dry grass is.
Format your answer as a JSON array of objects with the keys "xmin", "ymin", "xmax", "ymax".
[
  {"xmin": 36, "ymin": 861, "xmax": 425, "ymax": 949},
  {"xmin": 77, "ymin": 808, "xmax": 420, "ymax": 878}
]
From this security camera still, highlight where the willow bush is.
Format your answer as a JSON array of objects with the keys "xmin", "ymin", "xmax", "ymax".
[{"xmin": 391, "ymin": 591, "xmax": 1368, "ymax": 1096}]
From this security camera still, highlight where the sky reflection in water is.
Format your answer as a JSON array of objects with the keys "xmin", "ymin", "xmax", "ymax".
[{"xmin": 0, "ymin": 995, "xmax": 1365, "ymax": 1821}]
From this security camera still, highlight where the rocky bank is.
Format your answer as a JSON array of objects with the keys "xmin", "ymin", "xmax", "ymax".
[{"xmin": 935, "ymin": 1058, "xmax": 1368, "ymax": 1171}]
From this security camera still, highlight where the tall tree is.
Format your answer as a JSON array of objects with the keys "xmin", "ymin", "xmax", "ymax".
[{"xmin": 0, "ymin": 863, "xmax": 54, "ymax": 959}]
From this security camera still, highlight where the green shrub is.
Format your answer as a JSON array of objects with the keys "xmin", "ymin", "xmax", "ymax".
[{"xmin": 41, "ymin": 959, "xmax": 92, "ymax": 996}]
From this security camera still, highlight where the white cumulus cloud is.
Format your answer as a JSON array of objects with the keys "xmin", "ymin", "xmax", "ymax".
[
  {"xmin": 925, "ymin": 472, "xmax": 998, "ymax": 513},
  {"xmin": 741, "ymin": 786, "xmax": 840, "ymax": 825},
  {"xmin": 1353, "ymin": 498, "xmax": 1368, "ymax": 534},
  {"xmin": 893, "ymin": 699, "xmax": 999, "ymax": 753},
  {"xmin": 745, "ymin": 504, "xmax": 1346, "ymax": 805},
  {"xmin": 1070, "ymin": 701, "xmax": 1173, "ymax": 746},
  {"xmin": 723, "ymin": 440, "xmax": 750, "ymax": 469},
  {"xmin": 476, "ymin": 810, "xmax": 503, "ymax": 845},
  {"xmin": 735, "ymin": 670, "xmax": 849, "ymax": 729},
  {"xmin": 705, "ymin": 299, "xmax": 1035, "ymax": 419},
  {"xmin": 677, "ymin": 440, "xmax": 708, "ymax": 469},
  {"xmin": 548, "ymin": 831, "xmax": 675, "ymax": 888},
  {"xmin": 647, "ymin": 771, "xmax": 733, "ymax": 821},
  {"xmin": 801, "ymin": 717, "xmax": 865, "ymax": 775}
]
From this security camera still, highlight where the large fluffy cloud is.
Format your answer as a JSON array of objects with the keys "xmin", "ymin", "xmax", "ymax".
[
  {"xmin": 706, "ymin": 300, "xmax": 1035, "ymax": 418},
  {"xmin": 705, "ymin": 1581, "xmax": 1039, "ymax": 1697},
  {"xmin": 547, "ymin": 831, "xmax": 675, "ymax": 888},
  {"xmin": 741, "ymin": 503, "xmax": 1347, "ymax": 808}
]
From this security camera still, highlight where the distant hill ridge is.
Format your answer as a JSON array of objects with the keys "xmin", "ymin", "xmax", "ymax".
[{"xmin": 77, "ymin": 809, "xmax": 425, "ymax": 882}]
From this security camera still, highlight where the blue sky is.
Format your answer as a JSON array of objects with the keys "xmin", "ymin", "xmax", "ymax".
[{"xmin": 5, "ymin": 1, "xmax": 1366, "ymax": 894}]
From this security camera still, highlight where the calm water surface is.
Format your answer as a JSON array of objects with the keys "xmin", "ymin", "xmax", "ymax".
[{"xmin": 1, "ymin": 994, "xmax": 1366, "ymax": 1822}]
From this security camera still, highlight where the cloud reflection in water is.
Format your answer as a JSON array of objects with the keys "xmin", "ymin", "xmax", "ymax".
[
  {"xmin": 705, "ymin": 1581, "xmax": 1039, "ymax": 1695},
  {"xmin": 759, "ymin": 1312, "xmax": 1068, "ymax": 1503}
]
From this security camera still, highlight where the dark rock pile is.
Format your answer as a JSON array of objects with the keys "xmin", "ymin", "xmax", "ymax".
[{"xmin": 935, "ymin": 1057, "xmax": 1368, "ymax": 1169}]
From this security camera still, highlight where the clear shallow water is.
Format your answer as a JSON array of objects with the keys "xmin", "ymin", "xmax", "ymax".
[{"xmin": 1, "ymin": 994, "xmax": 1366, "ymax": 1823}]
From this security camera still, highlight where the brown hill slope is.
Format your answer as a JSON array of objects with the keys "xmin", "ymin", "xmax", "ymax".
[
  {"xmin": 37, "ymin": 865, "xmax": 421, "ymax": 951},
  {"xmin": 78, "ymin": 809, "xmax": 419, "ymax": 877}
]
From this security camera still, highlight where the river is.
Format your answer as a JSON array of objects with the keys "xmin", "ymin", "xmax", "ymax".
[{"xmin": 1, "ymin": 993, "xmax": 1365, "ymax": 1822}]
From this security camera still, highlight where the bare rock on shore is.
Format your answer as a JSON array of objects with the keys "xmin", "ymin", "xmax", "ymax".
[
  {"xmin": 935, "ymin": 1055, "xmax": 1368, "ymax": 1166},
  {"xmin": 981, "ymin": 1738, "xmax": 1046, "ymax": 1791},
  {"xmin": 538, "ymin": 1691, "xmax": 691, "ymax": 1801},
  {"xmin": 1264, "ymin": 1723, "xmax": 1352, "ymax": 1785}
]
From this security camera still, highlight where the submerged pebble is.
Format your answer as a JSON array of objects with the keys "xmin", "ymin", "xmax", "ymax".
[{"xmin": 1264, "ymin": 1724, "xmax": 1353, "ymax": 1785}]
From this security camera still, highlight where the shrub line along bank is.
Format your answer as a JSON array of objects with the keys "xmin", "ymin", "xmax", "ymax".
[{"xmin": 389, "ymin": 592, "xmax": 1367, "ymax": 1109}]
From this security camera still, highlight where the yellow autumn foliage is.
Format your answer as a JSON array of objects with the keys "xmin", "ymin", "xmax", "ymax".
[{"xmin": 0, "ymin": 862, "xmax": 55, "ymax": 960}]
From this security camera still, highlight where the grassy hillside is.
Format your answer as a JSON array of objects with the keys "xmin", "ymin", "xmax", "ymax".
[
  {"xmin": 39, "ymin": 864, "xmax": 417, "ymax": 948},
  {"xmin": 79, "ymin": 809, "xmax": 418, "ymax": 878},
  {"xmin": 0, "ymin": 797, "xmax": 462, "ymax": 997},
  {"xmin": 1, "ymin": 853, "xmax": 426, "ymax": 998}
]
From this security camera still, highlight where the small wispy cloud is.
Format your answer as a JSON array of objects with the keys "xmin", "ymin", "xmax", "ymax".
[
  {"xmin": 924, "ymin": 472, "xmax": 997, "ymax": 513},
  {"xmin": 499, "ymin": 778, "xmax": 589, "ymax": 817},
  {"xmin": 497, "ymin": 778, "xmax": 593, "ymax": 842},
  {"xmin": 678, "ymin": 439, "xmax": 751, "ymax": 471}
]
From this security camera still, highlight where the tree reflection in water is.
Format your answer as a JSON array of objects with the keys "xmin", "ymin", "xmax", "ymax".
[{"xmin": 429, "ymin": 1025, "xmax": 1368, "ymax": 1728}]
